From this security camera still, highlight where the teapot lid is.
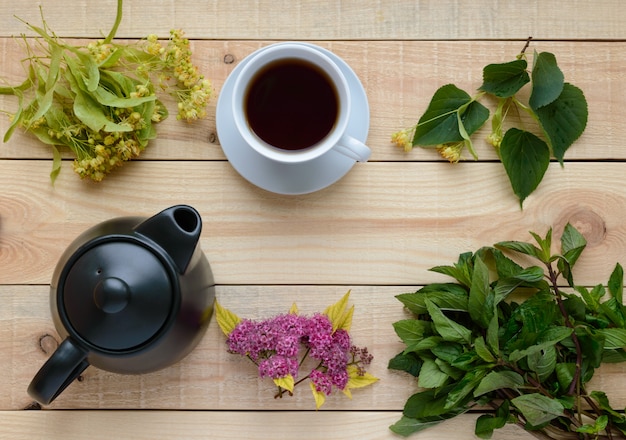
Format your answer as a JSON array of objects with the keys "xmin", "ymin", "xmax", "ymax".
[{"xmin": 60, "ymin": 239, "xmax": 175, "ymax": 351}]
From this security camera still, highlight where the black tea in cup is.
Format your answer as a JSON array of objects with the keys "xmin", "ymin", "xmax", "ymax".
[{"xmin": 244, "ymin": 58, "xmax": 339, "ymax": 151}]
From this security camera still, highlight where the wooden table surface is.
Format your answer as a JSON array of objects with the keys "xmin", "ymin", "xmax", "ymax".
[{"xmin": 2, "ymin": 1, "xmax": 626, "ymax": 439}]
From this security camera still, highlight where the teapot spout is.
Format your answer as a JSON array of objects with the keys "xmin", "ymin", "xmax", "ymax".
[{"xmin": 135, "ymin": 205, "xmax": 202, "ymax": 274}]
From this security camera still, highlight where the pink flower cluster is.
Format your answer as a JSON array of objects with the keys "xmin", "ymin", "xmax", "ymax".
[{"xmin": 226, "ymin": 312, "xmax": 372, "ymax": 395}]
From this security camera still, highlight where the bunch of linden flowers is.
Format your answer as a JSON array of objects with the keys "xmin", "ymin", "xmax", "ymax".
[{"xmin": 0, "ymin": 0, "xmax": 211, "ymax": 182}]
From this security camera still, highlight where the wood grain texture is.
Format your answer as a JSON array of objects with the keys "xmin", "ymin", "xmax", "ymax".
[
  {"xmin": 1, "ymin": 40, "xmax": 625, "ymax": 161},
  {"xmin": 1, "ymin": 1, "xmax": 625, "ymax": 439},
  {"xmin": 1, "ymin": 160, "xmax": 625, "ymax": 287},
  {"xmin": 0, "ymin": 411, "xmax": 535, "ymax": 440},
  {"xmin": 0, "ymin": 0, "xmax": 625, "ymax": 40}
]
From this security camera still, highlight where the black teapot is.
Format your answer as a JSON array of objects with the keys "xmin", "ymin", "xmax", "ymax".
[{"xmin": 27, "ymin": 205, "xmax": 215, "ymax": 405}]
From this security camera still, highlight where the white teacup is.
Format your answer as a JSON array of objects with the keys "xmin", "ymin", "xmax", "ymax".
[{"xmin": 231, "ymin": 42, "xmax": 371, "ymax": 164}]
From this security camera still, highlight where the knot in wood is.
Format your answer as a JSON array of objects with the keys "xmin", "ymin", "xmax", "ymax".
[
  {"xmin": 558, "ymin": 208, "xmax": 606, "ymax": 247},
  {"xmin": 38, "ymin": 334, "xmax": 59, "ymax": 355},
  {"xmin": 223, "ymin": 54, "xmax": 235, "ymax": 64}
]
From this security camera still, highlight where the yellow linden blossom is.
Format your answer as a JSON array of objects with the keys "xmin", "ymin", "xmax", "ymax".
[
  {"xmin": 437, "ymin": 141, "xmax": 465, "ymax": 163},
  {"xmin": 487, "ymin": 132, "xmax": 503, "ymax": 149},
  {"xmin": 391, "ymin": 128, "xmax": 414, "ymax": 152}
]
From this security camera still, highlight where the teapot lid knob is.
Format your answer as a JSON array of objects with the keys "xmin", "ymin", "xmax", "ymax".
[{"xmin": 59, "ymin": 239, "xmax": 175, "ymax": 351}]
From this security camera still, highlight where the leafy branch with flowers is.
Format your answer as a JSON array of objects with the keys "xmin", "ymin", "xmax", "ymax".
[
  {"xmin": 215, "ymin": 291, "xmax": 378, "ymax": 409},
  {"xmin": 392, "ymin": 39, "xmax": 588, "ymax": 208},
  {"xmin": 0, "ymin": 0, "xmax": 211, "ymax": 182}
]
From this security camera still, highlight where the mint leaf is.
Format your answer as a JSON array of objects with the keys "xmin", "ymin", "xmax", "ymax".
[
  {"xmin": 392, "ymin": 319, "xmax": 431, "ymax": 351},
  {"xmin": 417, "ymin": 359, "xmax": 449, "ymax": 388},
  {"xmin": 412, "ymin": 84, "xmax": 489, "ymax": 146},
  {"xmin": 426, "ymin": 299, "xmax": 473, "ymax": 344},
  {"xmin": 529, "ymin": 51, "xmax": 564, "ymax": 109},
  {"xmin": 560, "ymin": 222, "xmax": 587, "ymax": 266},
  {"xmin": 608, "ymin": 263, "xmax": 624, "ymax": 304},
  {"xmin": 475, "ymin": 413, "xmax": 507, "ymax": 439},
  {"xmin": 389, "ymin": 416, "xmax": 447, "ymax": 437},
  {"xmin": 511, "ymin": 393, "xmax": 565, "ymax": 426},
  {"xmin": 509, "ymin": 326, "xmax": 573, "ymax": 362},
  {"xmin": 388, "ymin": 352, "xmax": 422, "ymax": 376},
  {"xmin": 534, "ymin": 83, "xmax": 588, "ymax": 163},
  {"xmin": 474, "ymin": 371, "xmax": 524, "ymax": 397},
  {"xmin": 479, "ymin": 59, "xmax": 530, "ymax": 98},
  {"xmin": 500, "ymin": 128, "xmax": 550, "ymax": 207},
  {"xmin": 469, "ymin": 256, "xmax": 491, "ymax": 328}
]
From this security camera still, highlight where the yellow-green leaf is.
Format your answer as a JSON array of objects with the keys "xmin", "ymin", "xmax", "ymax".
[
  {"xmin": 289, "ymin": 303, "xmax": 299, "ymax": 315},
  {"xmin": 214, "ymin": 299, "xmax": 241, "ymax": 336},
  {"xmin": 50, "ymin": 145, "xmax": 62, "ymax": 185},
  {"xmin": 346, "ymin": 365, "xmax": 379, "ymax": 390},
  {"xmin": 273, "ymin": 374, "xmax": 295, "ymax": 393},
  {"xmin": 310, "ymin": 381, "xmax": 326, "ymax": 410},
  {"xmin": 323, "ymin": 290, "xmax": 353, "ymax": 332}
]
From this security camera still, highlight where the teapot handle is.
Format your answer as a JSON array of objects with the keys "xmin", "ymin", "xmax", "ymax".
[{"xmin": 27, "ymin": 337, "xmax": 90, "ymax": 405}]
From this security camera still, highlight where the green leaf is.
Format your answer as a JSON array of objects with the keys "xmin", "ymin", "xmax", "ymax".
[
  {"xmin": 575, "ymin": 328, "xmax": 604, "ymax": 369},
  {"xmin": 596, "ymin": 328, "xmax": 626, "ymax": 349},
  {"xmin": 431, "ymin": 342, "xmax": 464, "ymax": 364},
  {"xmin": 560, "ymin": 223, "xmax": 587, "ymax": 264},
  {"xmin": 527, "ymin": 346, "xmax": 557, "ymax": 382},
  {"xmin": 486, "ymin": 313, "xmax": 500, "ymax": 354},
  {"xmin": 495, "ymin": 239, "xmax": 542, "ymax": 260},
  {"xmin": 608, "ymin": 263, "xmax": 624, "ymax": 305},
  {"xmin": 403, "ymin": 385, "xmax": 470, "ymax": 420},
  {"xmin": 479, "ymin": 59, "xmax": 530, "ymax": 98},
  {"xmin": 93, "ymin": 84, "xmax": 156, "ymax": 108},
  {"xmin": 600, "ymin": 297, "xmax": 626, "ymax": 327},
  {"xmin": 393, "ymin": 319, "xmax": 432, "ymax": 351},
  {"xmin": 555, "ymin": 363, "xmax": 575, "ymax": 391},
  {"xmin": 475, "ymin": 413, "xmax": 507, "ymax": 439},
  {"xmin": 389, "ymin": 416, "xmax": 446, "ymax": 437},
  {"xmin": 474, "ymin": 336, "xmax": 496, "ymax": 362},
  {"xmin": 388, "ymin": 351, "xmax": 422, "ymax": 376},
  {"xmin": 50, "ymin": 145, "xmax": 62, "ymax": 185},
  {"xmin": 474, "ymin": 371, "xmax": 524, "ymax": 397},
  {"xmin": 530, "ymin": 228, "xmax": 552, "ymax": 262},
  {"xmin": 509, "ymin": 326, "xmax": 573, "ymax": 362},
  {"xmin": 418, "ymin": 358, "xmax": 450, "ymax": 388},
  {"xmin": 500, "ymin": 128, "xmax": 550, "ymax": 207},
  {"xmin": 430, "ymin": 252, "xmax": 474, "ymax": 288},
  {"xmin": 426, "ymin": 299, "xmax": 473, "ymax": 344},
  {"xmin": 396, "ymin": 284, "xmax": 468, "ymax": 315},
  {"xmin": 493, "ymin": 266, "xmax": 546, "ymax": 303},
  {"xmin": 469, "ymin": 256, "xmax": 492, "ymax": 328},
  {"xmin": 577, "ymin": 415, "xmax": 608, "ymax": 435},
  {"xmin": 589, "ymin": 391, "xmax": 625, "ymax": 419},
  {"xmin": 412, "ymin": 84, "xmax": 489, "ymax": 147},
  {"xmin": 534, "ymin": 83, "xmax": 588, "ymax": 163},
  {"xmin": 529, "ymin": 51, "xmax": 564, "ymax": 109},
  {"xmin": 445, "ymin": 369, "xmax": 488, "ymax": 410},
  {"xmin": 511, "ymin": 393, "xmax": 565, "ymax": 426}
]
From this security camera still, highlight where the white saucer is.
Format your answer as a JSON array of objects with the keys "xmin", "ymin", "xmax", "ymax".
[{"xmin": 216, "ymin": 43, "xmax": 370, "ymax": 195}]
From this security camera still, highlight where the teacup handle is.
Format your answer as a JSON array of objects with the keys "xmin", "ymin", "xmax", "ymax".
[
  {"xmin": 332, "ymin": 134, "xmax": 372, "ymax": 162},
  {"xmin": 27, "ymin": 337, "xmax": 90, "ymax": 405}
]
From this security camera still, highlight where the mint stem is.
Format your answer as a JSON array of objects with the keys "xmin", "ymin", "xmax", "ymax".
[{"xmin": 547, "ymin": 263, "xmax": 582, "ymax": 396}]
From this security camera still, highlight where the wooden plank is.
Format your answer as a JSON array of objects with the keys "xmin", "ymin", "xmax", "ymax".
[
  {"xmin": 0, "ymin": 0, "xmax": 625, "ymax": 40},
  {"xmin": 3, "ymin": 287, "xmax": 626, "ymax": 411},
  {"xmin": 0, "ymin": 40, "xmax": 624, "ymax": 162},
  {"xmin": 1, "ymin": 160, "xmax": 625, "ymax": 287},
  {"xmin": 0, "ymin": 411, "xmax": 534, "ymax": 440}
]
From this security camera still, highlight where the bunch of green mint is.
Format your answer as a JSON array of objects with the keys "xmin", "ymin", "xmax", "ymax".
[
  {"xmin": 392, "ymin": 40, "xmax": 588, "ymax": 208},
  {"xmin": 389, "ymin": 224, "xmax": 626, "ymax": 439}
]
